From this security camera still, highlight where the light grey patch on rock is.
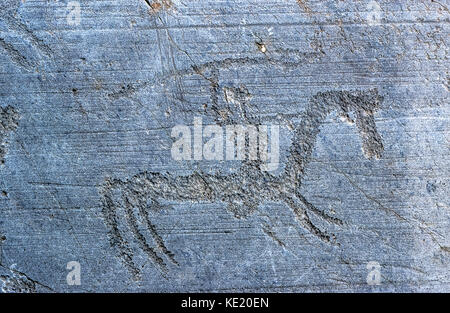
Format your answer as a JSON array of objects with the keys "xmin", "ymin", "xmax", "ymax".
[{"xmin": 0, "ymin": 106, "xmax": 19, "ymax": 165}]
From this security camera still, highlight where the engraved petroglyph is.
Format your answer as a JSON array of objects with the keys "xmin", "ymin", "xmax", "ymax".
[{"xmin": 100, "ymin": 58, "xmax": 384, "ymax": 279}]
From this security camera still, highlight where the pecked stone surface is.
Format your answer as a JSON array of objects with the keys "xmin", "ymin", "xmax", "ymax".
[{"xmin": 0, "ymin": 0, "xmax": 448, "ymax": 292}]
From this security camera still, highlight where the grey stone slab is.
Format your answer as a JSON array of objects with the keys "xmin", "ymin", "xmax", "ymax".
[{"xmin": 0, "ymin": 0, "xmax": 448, "ymax": 292}]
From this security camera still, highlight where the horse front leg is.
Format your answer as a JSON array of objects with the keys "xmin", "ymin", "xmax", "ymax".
[
  {"xmin": 285, "ymin": 195, "xmax": 339, "ymax": 245},
  {"xmin": 295, "ymin": 190, "xmax": 344, "ymax": 227}
]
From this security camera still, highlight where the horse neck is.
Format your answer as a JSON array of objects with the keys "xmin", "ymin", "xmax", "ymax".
[{"xmin": 284, "ymin": 98, "xmax": 334, "ymax": 185}]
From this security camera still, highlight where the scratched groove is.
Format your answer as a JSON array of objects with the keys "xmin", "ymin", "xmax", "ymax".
[{"xmin": 0, "ymin": 1, "xmax": 53, "ymax": 71}]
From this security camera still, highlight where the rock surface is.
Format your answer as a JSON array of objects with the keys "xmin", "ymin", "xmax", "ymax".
[{"xmin": 0, "ymin": 0, "xmax": 448, "ymax": 292}]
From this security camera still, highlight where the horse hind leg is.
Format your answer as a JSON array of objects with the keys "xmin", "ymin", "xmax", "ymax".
[
  {"xmin": 101, "ymin": 189, "xmax": 142, "ymax": 281},
  {"xmin": 122, "ymin": 195, "xmax": 170, "ymax": 276},
  {"xmin": 139, "ymin": 198, "xmax": 178, "ymax": 266},
  {"xmin": 101, "ymin": 178, "xmax": 178, "ymax": 279}
]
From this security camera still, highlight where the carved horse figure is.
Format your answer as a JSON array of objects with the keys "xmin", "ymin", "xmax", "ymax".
[{"xmin": 100, "ymin": 57, "xmax": 384, "ymax": 279}]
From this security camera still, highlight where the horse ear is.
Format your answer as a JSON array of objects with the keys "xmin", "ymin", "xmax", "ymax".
[
  {"xmin": 354, "ymin": 108, "xmax": 384, "ymax": 159},
  {"xmin": 352, "ymin": 89, "xmax": 384, "ymax": 159},
  {"xmin": 328, "ymin": 88, "xmax": 384, "ymax": 159}
]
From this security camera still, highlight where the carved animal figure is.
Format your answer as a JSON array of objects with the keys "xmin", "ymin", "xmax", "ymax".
[{"xmin": 100, "ymin": 67, "xmax": 384, "ymax": 279}]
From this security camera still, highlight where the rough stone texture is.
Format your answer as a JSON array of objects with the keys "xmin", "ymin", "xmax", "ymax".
[{"xmin": 0, "ymin": 0, "xmax": 448, "ymax": 292}]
